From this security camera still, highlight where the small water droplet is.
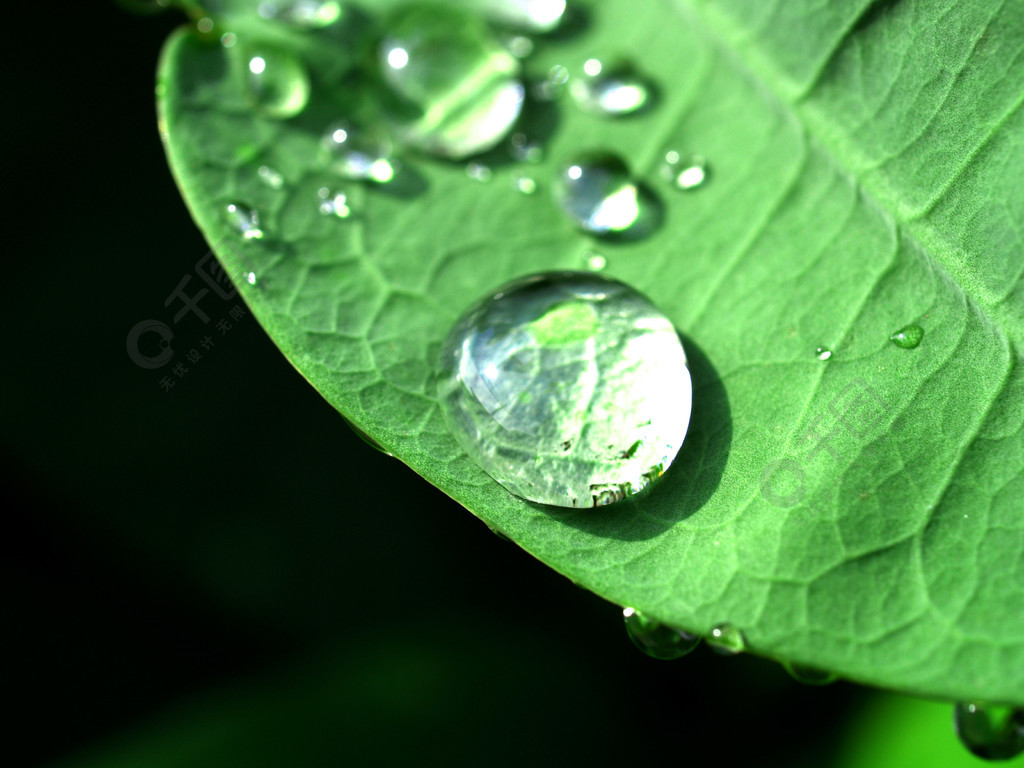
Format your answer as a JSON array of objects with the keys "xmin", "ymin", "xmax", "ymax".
[
  {"xmin": 890, "ymin": 324, "xmax": 924, "ymax": 349},
  {"xmin": 320, "ymin": 122, "xmax": 396, "ymax": 183},
  {"xmin": 466, "ymin": 162, "xmax": 493, "ymax": 182},
  {"xmin": 816, "ymin": 346, "xmax": 832, "ymax": 361},
  {"xmin": 379, "ymin": 4, "xmax": 524, "ymax": 159},
  {"xmin": 953, "ymin": 702, "xmax": 1024, "ymax": 761},
  {"xmin": 220, "ymin": 32, "xmax": 237, "ymax": 48},
  {"xmin": 223, "ymin": 203, "xmax": 264, "ymax": 240},
  {"xmin": 533, "ymin": 64, "xmax": 569, "ymax": 101},
  {"xmin": 473, "ymin": 0, "xmax": 566, "ymax": 33},
  {"xmin": 245, "ymin": 271, "xmax": 258, "ymax": 286},
  {"xmin": 257, "ymin": 0, "xmax": 342, "ymax": 28},
  {"xmin": 512, "ymin": 174, "xmax": 537, "ymax": 194},
  {"xmin": 245, "ymin": 46, "xmax": 310, "ymax": 119},
  {"xmin": 437, "ymin": 272, "xmax": 691, "ymax": 508},
  {"xmin": 783, "ymin": 662, "xmax": 836, "ymax": 686},
  {"xmin": 196, "ymin": 16, "xmax": 215, "ymax": 33},
  {"xmin": 707, "ymin": 623, "xmax": 745, "ymax": 655},
  {"xmin": 570, "ymin": 59, "xmax": 650, "ymax": 116},
  {"xmin": 661, "ymin": 151, "xmax": 709, "ymax": 190},
  {"xmin": 257, "ymin": 164, "xmax": 284, "ymax": 189},
  {"xmin": 502, "ymin": 33, "xmax": 534, "ymax": 58},
  {"xmin": 623, "ymin": 607, "xmax": 700, "ymax": 660},
  {"xmin": 317, "ymin": 187, "xmax": 351, "ymax": 218},
  {"xmin": 509, "ymin": 132, "xmax": 543, "ymax": 163},
  {"xmin": 584, "ymin": 252, "xmax": 607, "ymax": 271},
  {"xmin": 553, "ymin": 151, "xmax": 642, "ymax": 236}
]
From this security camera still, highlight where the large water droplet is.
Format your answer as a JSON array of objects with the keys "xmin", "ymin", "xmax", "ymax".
[
  {"xmin": 783, "ymin": 662, "xmax": 836, "ymax": 686},
  {"xmin": 570, "ymin": 59, "xmax": 650, "ymax": 116},
  {"xmin": 953, "ymin": 702, "xmax": 1024, "ymax": 761},
  {"xmin": 437, "ymin": 272, "xmax": 691, "ymax": 508},
  {"xmin": 707, "ymin": 623, "xmax": 745, "ymax": 655},
  {"xmin": 379, "ymin": 3, "xmax": 524, "ymax": 159},
  {"xmin": 553, "ymin": 152, "xmax": 642, "ymax": 236},
  {"xmin": 661, "ymin": 151, "xmax": 709, "ymax": 190},
  {"xmin": 890, "ymin": 324, "xmax": 924, "ymax": 349},
  {"xmin": 623, "ymin": 608, "xmax": 700, "ymax": 660},
  {"xmin": 471, "ymin": 0, "xmax": 566, "ymax": 32},
  {"xmin": 223, "ymin": 203, "xmax": 264, "ymax": 240},
  {"xmin": 257, "ymin": 0, "xmax": 343, "ymax": 29},
  {"xmin": 321, "ymin": 122, "xmax": 396, "ymax": 183},
  {"xmin": 245, "ymin": 46, "xmax": 310, "ymax": 119}
]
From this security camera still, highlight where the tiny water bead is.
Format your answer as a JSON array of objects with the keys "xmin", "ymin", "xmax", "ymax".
[
  {"xmin": 512, "ymin": 174, "xmax": 537, "ymax": 194},
  {"xmin": 466, "ymin": 162, "xmax": 493, "ymax": 182},
  {"xmin": 509, "ymin": 132, "xmax": 543, "ymax": 163},
  {"xmin": 257, "ymin": 164, "xmax": 284, "ymax": 189},
  {"xmin": 890, "ymin": 324, "xmax": 924, "ymax": 348},
  {"xmin": 707, "ymin": 623, "xmax": 745, "ymax": 655},
  {"xmin": 437, "ymin": 272, "xmax": 692, "ymax": 508},
  {"xmin": 815, "ymin": 346, "xmax": 832, "ymax": 361},
  {"xmin": 623, "ymin": 608, "xmax": 700, "ymax": 660},
  {"xmin": 553, "ymin": 152, "xmax": 641, "ymax": 235},
  {"xmin": 783, "ymin": 662, "xmax": 836, "ymax": 686},
  {"xmin": 661, "ymin": 151, "xmax": 709, "ymax": 190},
  {"xmin": 472, "ymin": 0, "xmax": 567, "ymax": 32},
  {"xmin": 317, "ymin": 187, "xmax": 351, "ymax": 218},
  {"xmin": 533, "ymin": 64, "xmax": 569, "ymax": 101},
  {"xmin": 320, "ymin": 122, "xmax": 396, "ymax": 183},
  {"xmin": 257, "ymin": 0, "xmax": 343, "ymax": 29},
  {"xmin": 569, "ymin": 59, "xmax": 651, "ymax": 116},
  {"xmin": 953, "ymin": 702, "xmax": 1024, "ymax": 761},
  {"xmin": 223, "ymin": 203, "xmax": 264, "ymax": 240},
  {"xmin": 244, "ymin": 46, "xmax": 310, "ymax": 119},
  {"xmin": 584, "ymin": 252, "xmax": 607, "ymax": 271},
  {"xmin": 379, "ymin": 3, "xmax": 524, "ymax": 159}
]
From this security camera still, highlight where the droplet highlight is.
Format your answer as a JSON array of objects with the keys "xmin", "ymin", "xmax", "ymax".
[
  {"xmin": 244, "ymin": 46, "xmax": 310, "ymax": 119},
  {"xmin": 584, "ymin": 252, "xmax": 606, "ymax": 271},
  {"xmin": 623, "ymin": 608, "xmax": 700, "ymax": 660},
  {"xmin": 661, "ymin": 151, "xmax": 709, "ymax": 190},
  {"xmin": 472, "ymin": 0, "xmax": 566, "ymax": 33},
  {"xmin": 317, "ymin": 187, "xmax": 351, "ymax": 218},
  {"xmin": 570, "ymin": 59, "xmax": 650, "ymax": 116},
  {"xmin": 321, "ymin": 122, "xmax": 396, "ymax": 183},
  {"xmin": 257, "ymin": 164, "xmax": 284, "ymax": 189},
  {"xmin": 953, "ymin": 702, "xmax": 1024, "ymax": 761},
  {"xmin": 437, "ymin": 272, "xmax": 691, "ymax": 508},
  {"xmin": 512, "ymin": 175, "xmax": 537, "ymax": 194},
  {"xmin": 223, "ymin": 203, "xmax": 264, "ymax": 240},
  {"xmin": 707, "ymin": 623, "xmax": 745, "ymax": 655},
  {"xmin": 816, "ymin": 346, "xmax": 832, "ymax": 361},
  {"xmin": 257, "ymin": 0, "xmax": 343, "ymax": 29},
  {"xmin": 890, "ymin": 324, "xmax": 924, "ymax": 349},
  {"xmin": 553, "ymin": 152, "xmax": 641, "ymax": 236},
  {"xmin": 379, "ymin": 4, "xmax": 524, "ymax": 159}
]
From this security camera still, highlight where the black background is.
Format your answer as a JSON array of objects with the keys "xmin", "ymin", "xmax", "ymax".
[{"xmin": 2, "ymin": 3, "xmax": 863, "ymax": 766}]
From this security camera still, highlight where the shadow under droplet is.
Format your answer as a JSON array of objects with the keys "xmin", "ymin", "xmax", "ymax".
[{"xmin": 533, "ymin": 332, "xmax": 731, "ymax": 541}]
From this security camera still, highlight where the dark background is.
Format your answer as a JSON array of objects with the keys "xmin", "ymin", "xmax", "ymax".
[{"xmin": 3, "ymin": 2, "xmax": 952, "ymax": 766}]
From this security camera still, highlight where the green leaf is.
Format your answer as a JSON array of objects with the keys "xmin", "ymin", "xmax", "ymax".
[{"xmin": 158, "ymin": 0, "xmax": 1024, "ymax": 703}]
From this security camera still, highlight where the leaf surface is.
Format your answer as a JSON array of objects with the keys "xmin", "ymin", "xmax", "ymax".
[{"xmin": 159, "ymin": 0, "xmax": 1024, "ymax": 702}]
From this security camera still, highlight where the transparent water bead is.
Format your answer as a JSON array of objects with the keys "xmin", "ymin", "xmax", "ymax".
[
  {"xmin": 953, "ymin": 702, "xmax": 1024, "ymax": 760},
  {"xmin": 783, "ymin": 662, "xmax": 836, "ymax": 686},
  {"xmin": 257, "ymin": 0, "xmax": 342, "ymax": 28},
  {"xmin": 321, "ymin": 122, "xmax": 396, "ymax": 183},
  {"xmin": 707, "ymin": 623, "xmax": 745, "ymax": 655},
  {"xmin": 437, "ymin": 272, "xmax": 691, "ymax": 508},
  {"xmin": 223, "ymin": 203, "xmax": 264, "ymax": 240},
  {"xmin": 471, "ymin": 0, "xmax": 566, "ymax": 32},
  {"xmin": 317, "ymin": 187, "xmax": 351, "ymax": 218},
  {"xmin": 569, "ymin": 59, "xmax": 650, "ymax": 116},
  {"xmin": 533, "ymin": 64, "xmax": 569, "ymax": 101},
  {"xmin": 244, "ymin": 46, "xmax": 310, "ymax": 119},
  {"xmin": 379, "ymin": 3, "xmax": 525, "ymax": 159},
  {"xmin": 624, "ymin": 608, "xmax": 700, "ymax": 660},
  {"xmin": 890, "ymin": 324, "xmax": 924, "ymax": 348},
  {"xmin": 661, "ymin": 151, "xmax": 709, "ymax": 190},
  {"xmin": 553, "ymin": 152, "xmax": 640, "ymax": 235},
  {"xmin": 257, "ymin": 164, "xmax": 284, "ymax": 189},
  {"xmin": 815, "ymin": 346, "xmax": 832, "ymax": 361}
]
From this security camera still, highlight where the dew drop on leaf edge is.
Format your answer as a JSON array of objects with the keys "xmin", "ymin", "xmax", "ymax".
[
  {"xmin": 623, "ymin": 607, "xmax": 700, "ymax": 660},
  {"xmin": 707, "ymin": 622, "xmax": 745, "ymax": 655},
  {"xmin": 436, "ymin": 271, "xmax": 691, "ymax": 508},
  {"xmin": 783, "ymin": 661, "xmax": 837, "ymax": 686},
  {"xmin": 953, "ymin": 702, "xmax": 1024, "ymax": 761}
]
